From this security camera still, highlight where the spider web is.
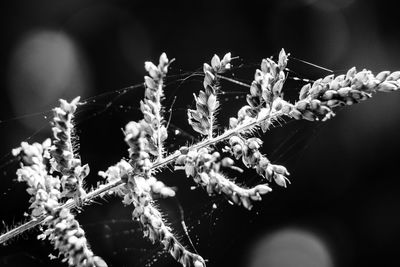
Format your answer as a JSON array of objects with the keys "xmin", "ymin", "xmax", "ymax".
[{"xmin": 0, "ymin": 55, "xmax": 334, "ymax": 267}]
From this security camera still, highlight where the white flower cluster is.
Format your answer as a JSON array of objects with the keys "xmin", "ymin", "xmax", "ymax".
[
  {"xmin": 99, "ymin": 160, "xmax": 204, "ymax": 266},
  {"xmin": 129, "ymin": 182, "xmax": 205, "ymax": 267},
  {"xmin": 228, "ymin": 136, "xmax": 290, "ymax": 187},
  {"xmin": 13, "ymin": 139, "xmax": 61, "ymax": 217},
  {"xmin": 98, "ymin": 159, "xmax": 175, "ymax": 200},
  {"xmin": 188, "ymin": 53, "xmax": 231, "ymax": 137},
  {"xmin": 174, "ymin": 146, "xmax": 272, "ymax": 210},
  {"xmin": 50, "ymin": 96, "xmax": 88, "ymax": 201},
  {"xmin": 98, "ymin": 54, "xmax": 203, "ymax": 267},
  {"xmin": 232, "ymin": 49, "xmax": 288, "ymax": 128},
  {"xmin": 141, "ymin": 53, "xmax": 170, "ymax": 159},
  {"xmin": 124, "ymin": 121, "xmax": 152, "ymax": 176},
  {"xmin": 291, "ymin": 67, "xmax": 400, "ymax": 121},
  {"xmin": 39, "ymin": 207, "xmax": 107, "ymax": 267},
  {"xmin": 12, "ymin": 98, "xmax": 106, "ymax": 267}
]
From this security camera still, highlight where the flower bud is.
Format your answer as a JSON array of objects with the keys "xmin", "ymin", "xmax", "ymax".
[
  {"xmin": 376, "ymin": 71, "xmax": 390, "ymax": 82},
  {"xmin": 274, "ymin": 174, "xmax": 289, "ymax": 187},
  {"xmin": 232, "ymin": 144, "xmax": 243, "ymax": 158},
  {"xmin": 211, "ymin": 54, "xmax": 221, "ymax": 71},
  {"xmin": 221, "ymin": 157, "xmax": 234, "ymax": 167},
  {"xmin": 229, "ymin": 117, "xmax": 238, "ymax": 128},
  {"xmin": 145, "ymin": 62, "xmax": 159, "ymax": 80}
]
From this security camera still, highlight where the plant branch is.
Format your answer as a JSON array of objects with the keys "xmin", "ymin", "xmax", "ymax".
[{"xmin": 0, "ymin": 109, "xmax": 281, "ymax": 244}]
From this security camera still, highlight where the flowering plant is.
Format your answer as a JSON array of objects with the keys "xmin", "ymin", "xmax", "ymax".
[{"xmin": 1, "ymin": 49, "xmax": 399, "ymax": 267}]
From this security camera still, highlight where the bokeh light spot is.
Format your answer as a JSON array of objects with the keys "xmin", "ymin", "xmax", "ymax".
[
  {"xmin": 248, "ymin": 228, "xmax": 333, "ymax": 267},
  {"xmin": 8, "ymin": 29, "xmax": 91, "ymax": 131}
]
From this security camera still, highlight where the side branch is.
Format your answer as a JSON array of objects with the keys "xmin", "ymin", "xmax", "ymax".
[{"xmin": 0, "ymin": 179, "xmax": 123, "ymax": 244}]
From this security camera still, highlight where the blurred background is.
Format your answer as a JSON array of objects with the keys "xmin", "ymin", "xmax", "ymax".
[{"xmin": 1, "ymin": 0, "xmax": 400, "ymax": 266}]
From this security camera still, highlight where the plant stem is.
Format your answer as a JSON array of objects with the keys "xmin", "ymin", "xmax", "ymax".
[
  {"xmin": 0, "ymin": 179, "xmax": 123, "ymax": 244},
  {"xmin": 0, "ymin": 110, "xmax": 280, "ymax": 245}
]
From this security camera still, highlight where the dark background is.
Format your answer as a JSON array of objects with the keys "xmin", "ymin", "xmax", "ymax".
[{"xmin": 1, "ymin": 0, "xmax": 400, "ymax": 267}]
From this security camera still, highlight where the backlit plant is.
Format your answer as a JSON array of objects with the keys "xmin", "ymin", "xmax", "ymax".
[{"xmin": 1, "ymin": 49, "xmax": 400, "ymax": 267}]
